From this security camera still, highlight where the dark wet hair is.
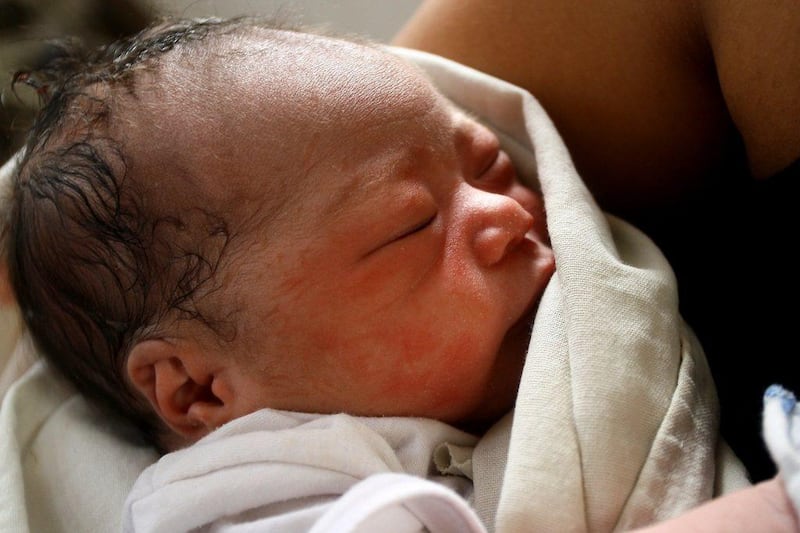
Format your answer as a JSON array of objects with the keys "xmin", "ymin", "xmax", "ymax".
[{"xmin": 4, "ymin": 17, "xmax": 295, "ymax": 449}]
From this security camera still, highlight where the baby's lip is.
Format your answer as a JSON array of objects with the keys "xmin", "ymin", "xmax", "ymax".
[
  {"xmin": 516, "ymin": 232, "xmax": 541, "ymax": 256},
  {"xmin": 496, "ymin": 218, "xmax": 534, "ymax": 263},
  {"xmin": 525, "ymin": 201, "xmax": 551, "ymax": 247}
]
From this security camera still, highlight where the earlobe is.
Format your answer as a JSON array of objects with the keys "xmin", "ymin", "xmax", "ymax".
[{"xmin": 126, "ymin": 338, "xmax": 235, "ymax": 439}]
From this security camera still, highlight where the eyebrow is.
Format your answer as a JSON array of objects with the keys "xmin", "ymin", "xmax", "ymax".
[{"xmin": 321, "ymin": 147, "xmax": 419, "ymax": 220}]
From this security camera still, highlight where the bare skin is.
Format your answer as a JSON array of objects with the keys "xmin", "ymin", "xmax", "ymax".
[
  {"xmin": 394, "ymin": 0, "xmax": 800, "ymax": 215},
  {"xmin": 635, "ymin": 478, "xmax": 798, "ymax": 533}
]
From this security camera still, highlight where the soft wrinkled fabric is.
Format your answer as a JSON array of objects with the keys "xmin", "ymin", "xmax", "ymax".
[{"xmin": 122, "ymin": 409, "xmax": 478, "ymax": 533}]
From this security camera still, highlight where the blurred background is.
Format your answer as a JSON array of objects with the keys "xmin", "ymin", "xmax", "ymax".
[{"xmin": 0, "ymin": 0, "xmax": 422, "ymax": 162}]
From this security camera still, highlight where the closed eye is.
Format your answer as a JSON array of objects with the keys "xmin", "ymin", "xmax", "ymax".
[
  {"xmin": 475, "ymin": 149, "xmax": 515, "ymax": 191},
  {"xmin": 392, "ymin": 213, "xmax": 437, "ymax": 243},
  {"xmin": 360, "ymin": 213, "xmax": 437, "ymax": 260},
  {"xmin": 479, "ymin": 149, "xmax": 500, "ymax": 177}
]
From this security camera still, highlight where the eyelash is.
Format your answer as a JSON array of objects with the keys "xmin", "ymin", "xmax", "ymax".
[
  {"xmin": 479, "ymin": 151, "xmax": 500, "ymax": 177},
  {"xmin": 395, "ymin": 213, "xmax": 436, "ymax": 242}
]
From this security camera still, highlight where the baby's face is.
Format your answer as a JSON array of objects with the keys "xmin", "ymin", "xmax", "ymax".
[{"xmin": 134, "ymin": 33, "xmax": 555, "ymax": 429}]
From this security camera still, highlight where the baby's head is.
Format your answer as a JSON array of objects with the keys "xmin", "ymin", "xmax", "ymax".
[{"xmin": 6, "ymin": 18, "xmax": 554, "ymax": 450}]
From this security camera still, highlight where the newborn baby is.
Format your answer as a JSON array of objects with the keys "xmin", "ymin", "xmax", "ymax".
[
  {"xmin": 7, "ymin": 17, "xmax": 554, "ymax": 451},
  {"xmin": 9, "ymin": 16, "xmax": 795, "ymax": 533}
]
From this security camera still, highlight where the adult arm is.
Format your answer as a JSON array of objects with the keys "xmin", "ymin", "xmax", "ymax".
[
  {"xmin": 635, "ymin": 478, "xmax": 799, "ymax": 533},
  {"xmin": 394, "ymin": 0, "xmax": 800, "ymax": 214},
  {"xmin": 701, "ymin": 0, "xmax": 800, "ymax": 179}
]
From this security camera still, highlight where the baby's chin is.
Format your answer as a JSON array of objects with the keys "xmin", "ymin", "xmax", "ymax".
[
  {"xmin": 467, "ymin": 269, "xmax": 556, "ymax": 430},
  {"xmin": 454, "ymin": 310, "xmax": 540, "ymax": 434}
]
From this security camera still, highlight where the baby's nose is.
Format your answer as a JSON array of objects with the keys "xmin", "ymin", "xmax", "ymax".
[{"xmin": 470, "ymin": 193, "xmax": 534, "ymax": 267}]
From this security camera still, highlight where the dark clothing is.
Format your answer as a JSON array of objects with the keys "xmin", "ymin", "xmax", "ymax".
[{"xmin": 639, "ymin": 154, "xmax": 800, "ymax": 482}]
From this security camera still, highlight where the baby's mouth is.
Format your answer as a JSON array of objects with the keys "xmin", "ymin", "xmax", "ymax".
[
  {"xmin": 517, "ymin": 288, "xmax": 544, "ymax": 330},
  {"xmin": 520, "ymin": 246, "xmax": 556, "ymax": 318}
]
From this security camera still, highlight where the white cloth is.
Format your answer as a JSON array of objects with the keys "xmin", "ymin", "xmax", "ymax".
[
  {"xmin": 308, "ymin": 472, "xmax": 485, "ymax": 533},
  {"xmin": 0, "ymin": 363, "xmax": 158, "ymax": 533},
  {"xmin": 122, "ymin": 408, "xmax": 479, "ymax": 533}
]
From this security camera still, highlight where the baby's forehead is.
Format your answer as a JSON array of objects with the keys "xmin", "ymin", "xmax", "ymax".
[
  {"xmin": 112, "ymin": 29, "xmax": 449, "ymax": 240},
  {"xmin": 124, "ymin": 31, "xmax": 436, "ymax": 148}
]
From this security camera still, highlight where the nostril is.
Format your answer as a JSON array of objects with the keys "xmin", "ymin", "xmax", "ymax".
[
  {"xmin": 473, "ymin": 209, "xmax": 534, "ymax": 267},
  {"xmin": 473, "ymin": 227, "xmax": 510, "ymax": 267},
  {"xmin": 462, "ymin": 182, "xmax": 537, "ymax": 266}
]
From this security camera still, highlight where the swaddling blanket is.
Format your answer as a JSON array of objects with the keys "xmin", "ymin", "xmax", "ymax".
[{"xmin": 392, "ymin": 48, "xmax": 749, "ymax": 532}]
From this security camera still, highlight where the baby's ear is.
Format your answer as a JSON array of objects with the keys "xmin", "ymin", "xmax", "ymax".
[{"xmin": 126, "ymin": 338, "xmax": 238, "ymax": 440}]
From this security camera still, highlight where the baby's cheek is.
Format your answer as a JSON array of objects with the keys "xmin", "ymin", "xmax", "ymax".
[
  {"xmin": 298, "ymin": 304, "xmax": 494, "ymax": 419},
  {"xmin": 374, "ymin": 330, "xmax": 489, "ymax": 419}
]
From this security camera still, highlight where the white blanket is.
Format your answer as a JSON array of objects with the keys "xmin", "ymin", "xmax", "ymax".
[
  {"xmin": 1, "ymin": 48, "xmax": 751, "ymax": 533},
  {"xmin": 122, "ymin": 409, "xmax": 480, "ymax": 533}
]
